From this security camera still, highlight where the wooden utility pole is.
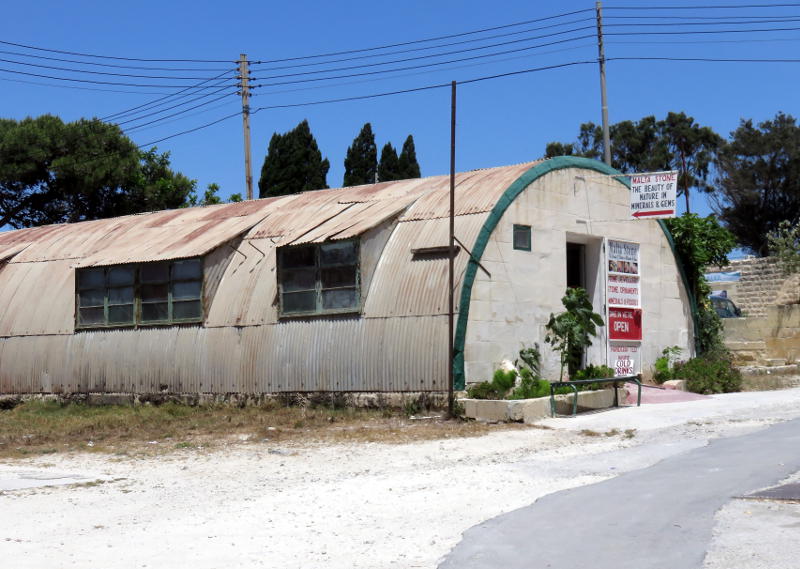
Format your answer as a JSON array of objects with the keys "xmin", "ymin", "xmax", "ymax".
[
  {"xmin": 238, "ymin": 54, "xmax": 254, "ymax": 201},
  {"xmin": 448, "ymin": 80, "xmax": 457, "ymax": 418},
  {"xmin": 596, "ymin": 1, "xmax": 611, "ymax": 166}
]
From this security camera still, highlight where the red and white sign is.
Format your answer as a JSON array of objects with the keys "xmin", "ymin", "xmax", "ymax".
[
  {"xmin": 630, "ymin": 171, "xmax": 677, "ymax": 219},
  {"xmin": 607, "ymin": 274, "xmax": 640, "ymax": 308},
  {"xmin": 609, "ymin": 342, "xmax": 640, "ymax": 377},
  {"xmin": 609, "ymin": 307, "xmax": 642, "ymax": 341}
]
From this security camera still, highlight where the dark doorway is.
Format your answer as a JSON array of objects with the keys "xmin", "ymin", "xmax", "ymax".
[{"xmin": 566, "ymin": 243, "xmax": 585, "ymax": 289}]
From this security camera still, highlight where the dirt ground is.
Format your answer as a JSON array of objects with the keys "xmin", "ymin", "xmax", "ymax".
[{"xmin": 3, "ymin": 389, "xmax": 800, "ymax": 569}]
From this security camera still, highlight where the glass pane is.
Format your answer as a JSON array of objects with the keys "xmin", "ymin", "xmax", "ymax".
[
  {"xmin": 141, "ymin": 284, "xmax": 168, "ymax": 303},
  {"xmin": 108, "ymin": 266, "xmax": 135, "ymax": 286},
  {"xmin": 78, "ymin": 269, "xmax": 104, "ymax": 290},
  {"xmin": 172, "ymin": 280, "xmax": 202, "ymax": 300},
  {"xmin": 322, "ymin": 288, "xmax": 358, "ymax": 310},
  {"xmin": 282, "ymin": 268, "xmax": 316, "ymax": 292},
  {"xmin": 79, "ymin": 288, "xmax": 104, "ymax": 307},
  {"xmin": 281, "ymin": 246, "xmax": 315, "ymax": 269},
  {"xmin": 282, "ymin": 291, "xmax": 316, "ymax": 313},
  {"xmin": 79, "ymin": 307, "xmax": 105, "ymax": 326},
  {"xmin": 173, "ymin": 300, "xmax": 202, "ymax": 320},
  {"xmin": 141, "ymin": 262, "xmax": 169, "ymax": 283},
  {"xmin": 513, "ymin": 226, "xmax": 531, "ymax": 250},
  {"xmin": 108, "ymin": 304, "xmax": 134, "ymax": 324},
  {"xmin": 141, "ymin": 302, "xmax": 169, "ymax": 322},
  {"xmin": 108, "ymin": 286, "xmax": 134, "ymax": 305},
  {"xmin": 172, "ymin": 259, "xmax": 202, "ymax": 280},
  {"xmin": 321, "ymin": 267, "xmax": 356, "ymax": 288},
  {"xmin": 320, "ymin": 241, "xmax": 357, "ymax": 266}
]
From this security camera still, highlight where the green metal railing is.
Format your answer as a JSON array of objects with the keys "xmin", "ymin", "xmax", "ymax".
[{"xmin": 549, "ymin": 376, "xmax": 642, "ymax": 417}]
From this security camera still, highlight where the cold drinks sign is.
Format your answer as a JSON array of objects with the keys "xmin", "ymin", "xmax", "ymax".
[{"xmin": 629, "ymin": 170, "xmax": 677, "ymax": 219}]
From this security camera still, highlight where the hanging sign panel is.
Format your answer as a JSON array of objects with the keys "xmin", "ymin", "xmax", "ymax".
[
  {"xmin": 607, "ymin": 240, "xmax": 641, "ymax": 308},
  {"xmin": 609, "ymin": 307, "xmax": 642, "ymax": 341},
  {"xmin": 609, "ymin": 342, "xmax": 641, "ymax": 377},
  {"xmin": 630, "ymin": 170, "xmax": 678, "ymax": 219}
]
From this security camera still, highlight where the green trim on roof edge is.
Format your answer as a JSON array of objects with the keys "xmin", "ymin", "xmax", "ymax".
[{"xmin": 452, "ymin": 156, "xmax": 698, "ymax": 390}]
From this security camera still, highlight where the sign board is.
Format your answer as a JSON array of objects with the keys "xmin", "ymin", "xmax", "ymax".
[
  {"xmin": 608, "ymin": 307, "xmax": 642, "ymax": 341},
  {"xmin": 629, "ymin": 170, "xmax": 678, "ymax": 219},
  {"xmin": 609, "ymin": 342, "xmax": 640, "ymax": 377},
  {"xmin": 607, "ymin": 274, "xmax": 640, "ymax": 307},
  {"xmin": 607, "ymin": 240, "xmax": 641, "ymax": 308}
]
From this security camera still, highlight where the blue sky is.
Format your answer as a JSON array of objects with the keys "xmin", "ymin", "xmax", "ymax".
[{"xmin": 2, "ymin": 0, "xmax": 799, "ymax": 224}]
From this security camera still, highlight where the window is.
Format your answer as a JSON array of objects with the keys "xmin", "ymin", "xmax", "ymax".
[
  {"xmin": 278, "ymin": 240, "xmax": 360, "ymax": 315},
  {"xmin": 76, "ymin": 258, "xmax": 203, "ymax": 328},
  {"xmin": 513, "ymin": 224, "xmax": 532, "ymax": 251}
]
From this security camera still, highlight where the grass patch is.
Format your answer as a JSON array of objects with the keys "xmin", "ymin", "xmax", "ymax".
[{"xmin": 0, "ymin": 400, "xmax": 525, "ymax": 458}]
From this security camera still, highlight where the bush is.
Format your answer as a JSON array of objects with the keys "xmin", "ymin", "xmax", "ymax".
[
  {"xmin": 674, "ymin": 351, "xmax": 742, "ymax": 394},
  {"xmin": 653, "ymin": 346, "xmax": 683, "ymax": 384},
  {"xmin": 508, "ymin": 368, "xmax": 551, "ymax": 400},
  {"xmin": 466, "ymin": 369, "xmax": 518, "ymax": 400},
  {"xmin": 573, "ymin": 364, "xmax": 615, "ymax": 380}
]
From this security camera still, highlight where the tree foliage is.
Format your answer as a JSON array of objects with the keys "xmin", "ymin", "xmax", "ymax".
[
  {"xmin": 714, "ymin": 112, "xmax": 800, "ymax": 255},
  {"xmin": 768, "ymin": 219, "xmax": 800, "ymax": 274},
  {"xmin": 377, "ymin": 142, "xmax": 400, "ymax": 182},
  {"xmin": 258, "ymin": 119, "xmax": 329, "ymax": 198},
  {"xmin": 397, "ymin": 135, "xmax": 421, "ymax": 179},
  {"xmin": 544, "ymin": 287, "xmax": 604, "ymax": 380},
  {"xmin": 545, "ymin": 112, "xmax": 721, "ymax": 210},
  {"xmin": 343, "ymin": 122, "xmax": 377, "ymax": 186},
  {"xmin": 663, "ymin": 213, "xmax": 736, "ymax": 353},
  {"xmin": 0, "ymin": 115, "xmax": 194, "ymax": 228}
]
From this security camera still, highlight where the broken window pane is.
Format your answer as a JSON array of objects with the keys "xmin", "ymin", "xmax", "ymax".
[
  {"xmin": 141, "ymin": 302, "xmax": 169, "ymax": 322},
  {"xmin": 141, "ymin": 262, "xmax": 169, "ymax": 283},
  {"xmin": 322, "ymin": 288, "xmax": 358, "ymax": 310},
  {"xmin": 320, "ymin": 241, "xmax": 357, "ymax": 266}
]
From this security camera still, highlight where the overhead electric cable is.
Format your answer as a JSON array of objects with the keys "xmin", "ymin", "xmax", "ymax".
[
  {"xmin": 114, "ymin": 85, "xmax": 236, "ymax": 126},
  {"xmin": 604, "ymin": 3, "xmax": 800, "ymax": 9},
  {"xmin": 135, "ymin": 111, "xmax": 241, "ymax": 148},
  {"xmin": 0, "ymin": 56, "xmax": 238, "ymax": 80},
  {"xmin": 101, "ymin": 70, "xmax": 236, "ymax": 121},
  {"xmin": 118, "ymin": 92, "xmax": 236, "ymax": 130},
  {"xmin": 610, "ymin": 55, "xmax": 800, "ymax": 62},
  {"xmin": 605, "ymin": 25, "xmax": 800, "ymax": 36},
  {"xmin": 124, "ymin": 100, "xmax": 239, "ymax": 133},
  {"xmin": 0, "ymin": 38, "xmax": 232, "ymax": 63},
  {"xmin": 0, "ymin": 75, "xmax": 184, "ymax": 94},
  {"xmin": 0, "ymin": 49, "xmax": 233, "ymax": 71},
  {"xmin": 604, "ymin": 17, "xmax": 800, "ymax": 27},
  {"xmin": 0, "ymin": 65, "xmax": 239, "ymax": 88}
]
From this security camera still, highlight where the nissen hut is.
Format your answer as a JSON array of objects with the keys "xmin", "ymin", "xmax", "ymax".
[{"xmin": 0, "ymin": 157, "xmax": 694, "ymax": 397}]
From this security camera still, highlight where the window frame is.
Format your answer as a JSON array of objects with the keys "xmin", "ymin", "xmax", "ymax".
[
  {"xmin": 277, "ymin": 239, "xmax": 361, "ymax": 317},
  {"xmin": 513, "ymin": 224, "xmax": 532, "ymax": 251},
  {"xmin": 75, "ymin": 258, "xmax": 204, "ymax": 330}
]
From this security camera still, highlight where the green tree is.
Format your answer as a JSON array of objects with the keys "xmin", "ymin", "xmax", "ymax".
[
  {"xmin": 714, "ymin": 112, "xmax": 800, "ymax": 255},
  {"xmin": 0, "ymin": 115, "xmax": 194, "ymax": 228},
  {"xmin": 663, "ymin": 213, "xmax": 736, "ymax": 353},
  {"xmin": 546, "ymin": 112, "xmax": 721, "ymax": 211},
  {"xmin": 343, "ymin": 122, "xmax": 377, "ymax": 186},
  {"xmin": 377, "ymin": 142, "xmax": 400, "ymax": 182},
  {"xmin": 258, "ymin": 119, "xmax": 329, "ymax": 198},
  {"xmin": 397, "ymin": 135, "xmax": 421, "ymax": 179},
  {"xmin": 768, "ymin": 220, "xmax": 800, "ymax": 274},
  {"xmin": 185, "ymin": 183, "xmax": 242, "ymax": 207}
]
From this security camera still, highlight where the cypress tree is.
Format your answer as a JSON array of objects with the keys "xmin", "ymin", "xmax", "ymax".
[
  {"xmin": 397, "ymin": 135, "xmax": 421, "ymax": 179},
  {"xmin": 377, "ymin": 142, "xmax": 401, "ymax": 182},
  {"xmin": 343, "ymin": 123, "xmax": 377, "ymax": 186},
  {"xmin": 258, "ymin": 119, "xmax": 329, "ymax": 198}
]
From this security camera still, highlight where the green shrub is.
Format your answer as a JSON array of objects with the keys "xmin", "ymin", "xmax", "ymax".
[
  {"xmin": 573, "ymin": 364, "xmax": 615, "ymax": 380},
  {"xmin": 466, "ymin": 369, "xmax": 518, "ymax": 399},
  {"xmin": 674, "ymin": 351, "xmax": 742, "ymax": 394},
  {"xmin": 492, "ymin": 369, "xmax": 518, "ymax": 391},
  {"xmin": 653, "ymin": 346, "xmax": 683, "ymax": 384}
]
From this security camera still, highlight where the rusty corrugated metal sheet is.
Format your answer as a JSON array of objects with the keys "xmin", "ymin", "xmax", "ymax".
[
  {"xmin": 288, "ymin": 198, "xmax": 413, "ymax": 245},
  {"xmin": 363, "ymin": 213, "xmax": 488, "ymax": 318},
  {"xmin": 0, "ymin": 316, "xmax": 446, "ymax": 393},
  {"xmin": 0, "ymin": 259, "xmax": 75, "ymax": 337}
]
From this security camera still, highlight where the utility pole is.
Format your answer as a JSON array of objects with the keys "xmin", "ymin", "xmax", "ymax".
[
  {"xmin": 238, "ymin": 54, "xmax": 254, "ymax": 201},
  {"xmin": 596, "ymin": 1, "xmax": 611, "ymax": 166},
  {"xmin": 448, "ymin": 80, "xmax": 456, "ymax": 418}
]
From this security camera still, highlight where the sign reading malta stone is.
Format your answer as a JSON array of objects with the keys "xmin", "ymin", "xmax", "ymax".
[{"xmin": 629, "ymin": 170, "xmax": 678, "ymax": 219}]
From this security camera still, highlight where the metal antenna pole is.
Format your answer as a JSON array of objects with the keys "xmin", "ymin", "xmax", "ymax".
[
  {"xmin": 238, "ymin": 53, "xmax": 254, "ymax": 200},
  {"xmin": 448, "ymin": 80, "xmax": 456, "ymax": 418},
  {"xmin": 596, "ymin": 1, "xmax": 611, "ymax": 166}
]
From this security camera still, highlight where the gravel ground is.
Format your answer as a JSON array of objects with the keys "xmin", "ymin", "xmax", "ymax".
[{"xmin": 3, "ymin": 388, "xmax": 800, "ymax": 569}]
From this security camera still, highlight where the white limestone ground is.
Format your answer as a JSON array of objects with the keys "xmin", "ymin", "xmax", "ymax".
[{"xmin": 2, "ymin": 389, "xmax": 800, "ymax": 569}]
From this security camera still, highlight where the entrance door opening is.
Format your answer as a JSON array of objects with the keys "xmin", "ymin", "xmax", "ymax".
[{"xmin": 566, "ymin": 243, "xmax": 585, "ymax": 289}]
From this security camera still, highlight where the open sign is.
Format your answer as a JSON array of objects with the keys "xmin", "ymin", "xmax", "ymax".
[{"xmin": 608, "ymin": 308, "xmax": 642, "ymax": 340}]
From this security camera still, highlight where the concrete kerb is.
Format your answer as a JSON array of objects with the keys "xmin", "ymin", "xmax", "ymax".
[{"xmin": 460, "ymin": 388, "xmax": 626, "ymax": 424}]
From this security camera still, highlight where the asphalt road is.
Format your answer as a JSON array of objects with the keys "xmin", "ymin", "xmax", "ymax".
[{"xmin": 439, "ymin": 417, "xmax": 800, "ymax": 569}]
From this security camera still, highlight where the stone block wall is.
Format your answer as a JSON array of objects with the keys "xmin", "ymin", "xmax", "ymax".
[{"xmin": 724, "ymin": 257, "xmax": 786, "ymax": 318}]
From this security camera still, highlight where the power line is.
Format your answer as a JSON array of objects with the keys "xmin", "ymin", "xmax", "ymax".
[
  {"xmin": 0, "ymin": 75, "xmax": 186, "ymax": 95},
  {"xmin": 0, "ymin": 56, "xmax": 238, "ymax": 80},
  {"xmin": 606, "ymin": 25, "xmax": 800, "ymax": 36},
  {"xmin": 101, "ymin": 70, "xmax": 236, "ymax": 121},
  {"xmin": 0, "ymin": 38, "xmax": 233, "ymax": 63},
  {"xmin": 0, "ymin": 65, "xmax": 240, "ymax": 88},
  {"xmin": 605, "ymin": 16, "xmax": 800, "ymax": 26},
  {"xmin": 251, "ymin": 16, "xmax": 596, "ymax": 73},
  {"xmin": 0, "ymin": 48, "xmax": 233, "ymax": 72},
  {"xmin": 605, "ymin": 3, "xmax": 800, "ymax": 9},
  {"xmin": 252, "ymin": 34, "xmax": 594, "ymax": 89},
  {"xmin": 610, "ymin": 55, "xmax": 800, "ymax": 62},
  {"xmin": 119, "ymin": 92, "xmax": 237, "ymax": 130},
  {"xmin": 115, "ymin": 85, "xmax": 236, "ymax": 126},
  {"xmin": 124, "ymin": 100, "xmax": 239, "ymax": 133},
  {"xmin": 251, "ymin": 25, "xmax": 594, "ymax": 82},
  {"xmin": 135, "ymin": 111, "xmax": 242, "ymax": 148}
]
